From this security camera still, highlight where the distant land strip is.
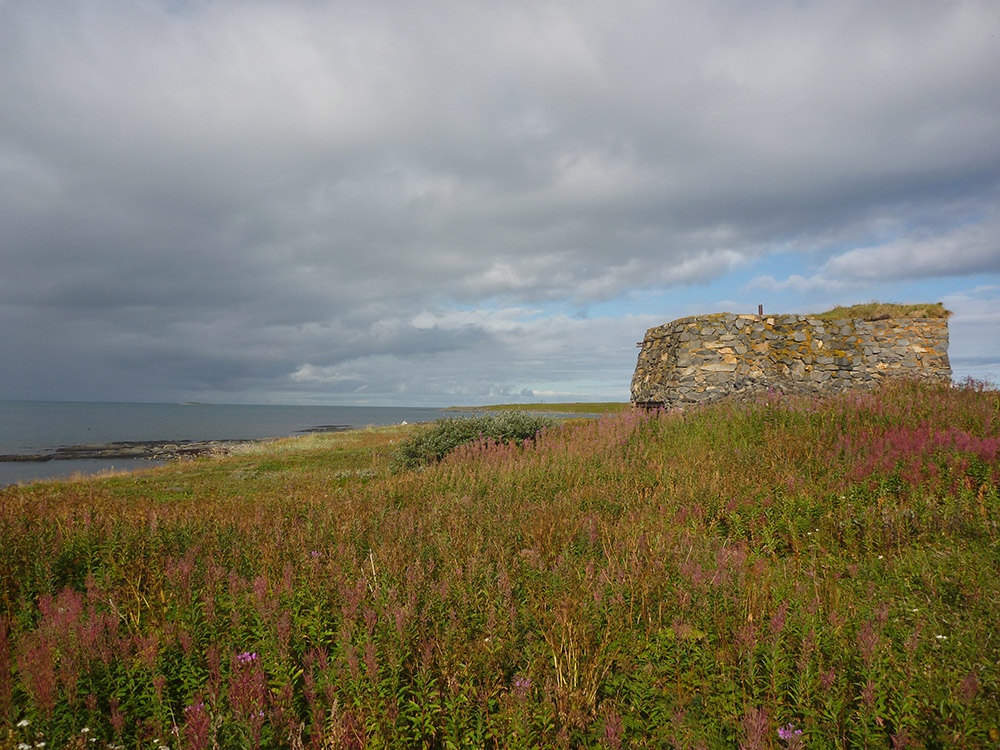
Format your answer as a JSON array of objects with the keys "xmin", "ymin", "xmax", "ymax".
[{"xmin": 445, "ymin": 402, "xmax": 630, "ymax": 415}]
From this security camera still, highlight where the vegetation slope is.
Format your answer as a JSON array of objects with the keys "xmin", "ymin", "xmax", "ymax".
[{"xmin": 1, "ymin": 379, "xmax": 998, "ymax": 749}]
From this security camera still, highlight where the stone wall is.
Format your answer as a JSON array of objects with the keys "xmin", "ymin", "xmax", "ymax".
[{"xmin": 631, "ymin": 313, "xmax": 951, "ymax": 408}]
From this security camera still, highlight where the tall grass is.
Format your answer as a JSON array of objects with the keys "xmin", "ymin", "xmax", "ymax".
[
  {"xmin": 812, "ymin": 302, "xmax": 951, "ymax": 320},
  {"xmin": 0, "ymin": 380, "xmax": 998, "ymax": 748}
]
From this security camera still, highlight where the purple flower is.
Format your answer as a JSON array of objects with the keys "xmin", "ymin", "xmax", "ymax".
[
  {"xmin": 183, "ymin": 699, "xmax": 212, "ymax": 750},
  {"xmin": 512, "ymin": 674, "xmax": 532, "ymax": 699},
  {"xmin": 778, "ymin": 723, "xmax": 803, "ymax": 742},
  {"xmin": 236, "ymin": 651, "xmax": 258, "ymax": 665}
]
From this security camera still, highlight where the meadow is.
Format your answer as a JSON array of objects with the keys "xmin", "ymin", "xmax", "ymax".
[{"xmin": 1, "ymin": 379, "xmax": 998, "ymax": 749}]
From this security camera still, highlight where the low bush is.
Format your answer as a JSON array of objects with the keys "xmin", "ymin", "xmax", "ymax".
[{"xmin": 390, "ymin": 411, "xmax": 555, "ymax": 470}]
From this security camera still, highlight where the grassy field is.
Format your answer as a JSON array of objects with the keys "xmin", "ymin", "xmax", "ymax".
[
  {"xmin": 1, "ymin": 380, "xmax": 998, "ymax": 748},
  {"xmin": 445, "ymin": 402, "xmax": 630, "ymax": 415}
]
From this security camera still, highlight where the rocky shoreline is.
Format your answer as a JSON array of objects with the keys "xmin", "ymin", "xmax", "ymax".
[
  {"xmin": 0, "ymin": 424, "xmax": 353, "ymax": 463},
  {"xmin": 0, "ymin": 439, "xmax": 258, "ymax": 463}
]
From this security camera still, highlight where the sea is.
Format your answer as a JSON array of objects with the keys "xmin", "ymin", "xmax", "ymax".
[{"xmin": 0, "ymin": 401, "xmax": 457, "ymax": 487}]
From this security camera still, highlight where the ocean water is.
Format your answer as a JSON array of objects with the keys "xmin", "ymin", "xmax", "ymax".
[{"xmin": 0, "ymin": 401, "xmax": 455, "ymax": 487}]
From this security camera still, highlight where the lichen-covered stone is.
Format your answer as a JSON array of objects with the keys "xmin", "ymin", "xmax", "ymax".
[{"xmin": 631, "ymin": 314, "xmax": 951, "ymax": 408}]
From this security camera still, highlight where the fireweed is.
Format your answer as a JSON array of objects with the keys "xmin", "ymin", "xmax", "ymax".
[{"xmin": 0, "ymin": 380, "xmax": 998, "ymax": 747}]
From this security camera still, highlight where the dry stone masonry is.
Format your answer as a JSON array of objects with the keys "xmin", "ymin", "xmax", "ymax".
[{"xmin": 631, "ymin": 313, "xmax": 951, "ymax": 409}]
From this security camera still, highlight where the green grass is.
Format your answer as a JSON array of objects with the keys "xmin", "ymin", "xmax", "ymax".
[
  {"xmin": 1, "ymin": 381, "xmax": 998, "ymax": 748},
  {"xmin": 446, "ymin": 402, "xmax": 630, "ymax": 414},
  {"xmin": 813, "ymin": 301, "xmax": 952, "ymax": 321}
]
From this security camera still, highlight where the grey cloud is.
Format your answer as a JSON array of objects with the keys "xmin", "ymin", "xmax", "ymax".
[{"xmin": 1, "ymin": 0, "xmax": 998, "ymax": 402}]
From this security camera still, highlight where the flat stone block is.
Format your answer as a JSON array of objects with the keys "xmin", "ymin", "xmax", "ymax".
[{"xmin": 702, "ymin": 362, "xmax": 738, "ymax": 372}]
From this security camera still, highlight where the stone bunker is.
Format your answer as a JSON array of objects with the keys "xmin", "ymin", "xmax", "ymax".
[{"xmin": 631, "ymin": 309, "xmax": 951, "ymax": 409}]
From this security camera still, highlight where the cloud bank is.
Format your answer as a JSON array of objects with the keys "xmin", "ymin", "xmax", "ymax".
[{"xmin": 2, "ymin": 0, "xmax": 998, "ymax": 403}]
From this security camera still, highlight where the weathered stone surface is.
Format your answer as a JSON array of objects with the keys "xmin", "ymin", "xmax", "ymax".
[{"xmin": 631, "ymin": 313, "xmax": 951, "ymax": 408}]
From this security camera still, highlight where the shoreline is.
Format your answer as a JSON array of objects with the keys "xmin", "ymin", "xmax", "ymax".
[{"xmin": 0, "ymin": 424, "xmax": 354, "ymax": 464}]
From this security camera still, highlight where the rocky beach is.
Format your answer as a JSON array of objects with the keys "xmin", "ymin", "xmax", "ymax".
[
  {"xmin": 0, "ymin": 424, "xmax": 354, "ymax": 464},
  {"xmin": 0, "ymin": 438, "xmax": 257, "ymax": 463}
]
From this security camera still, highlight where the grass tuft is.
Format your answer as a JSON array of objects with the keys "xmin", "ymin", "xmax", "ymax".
[{"xmin": 813, "ymin": 301, "xmax": 952, "ymax": 320}]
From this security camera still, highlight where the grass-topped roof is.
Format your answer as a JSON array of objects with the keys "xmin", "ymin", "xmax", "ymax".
[{"xmin": 813, "ymin": 301, "xmax": 951, "ymax": 321}]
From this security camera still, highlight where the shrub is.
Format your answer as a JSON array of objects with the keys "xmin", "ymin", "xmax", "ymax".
[{"xmin": 390, "ymin": 411, "xmax": 555, "ymax": 470}]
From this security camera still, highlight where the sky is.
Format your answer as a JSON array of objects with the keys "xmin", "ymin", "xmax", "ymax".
[{"xmin": 1, "ymin": 0, "xmax": 999, "ymax": 406}]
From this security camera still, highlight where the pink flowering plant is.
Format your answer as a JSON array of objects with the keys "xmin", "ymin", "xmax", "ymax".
[{"xmin": 0, "ymin": 380, "xmax": 998, "ymax": 747}]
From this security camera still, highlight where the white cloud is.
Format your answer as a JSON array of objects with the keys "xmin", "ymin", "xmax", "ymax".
[
  {"xmin": 746, "ymin": 274, "xmax": 850, "ymax": 294},
  {"xmin": 941, "ymin": 287, "xmax": 1000, "ymax": 382},
  {"xmin": 820, "ymin": 215, "xmax": 1000, "ymax": 282}
]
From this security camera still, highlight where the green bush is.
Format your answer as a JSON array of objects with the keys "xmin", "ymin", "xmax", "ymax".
[{"xmin": 390, "ymin": 411, "xmax": 555, "ymax": 471}]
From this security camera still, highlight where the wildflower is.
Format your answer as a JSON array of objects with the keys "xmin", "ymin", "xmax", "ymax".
[
  {"xmin": 17, "ymin": 720, "xmax": 30, "ymax": 728},
  {"xmin": 80, "ymin": 728, "xmax": 89, "ymax": 734},
  {"xmin": 935, "ymin": 634, "xmax": 947, "ymax": 640},
  {"xmin": 236, "ymin": 651, "xmax": 258, "ymax": 664},
  {"xmin": 778, "ymin": 724, "xmax": 803, "ymax": 741},
  {"xmin": 17, "ymin": 744, "xmax": 30, "ymax": 750},
  {"xmin": 960, "ymin": 670, "xmax": 980, "ymax": 705},
  {"xmin": 604, "ymin": 707, "xmax": 624, "ymax": 750},
  {"xmin": 512, "ymin": 674, "xmax": 532, "ymax": 699}
]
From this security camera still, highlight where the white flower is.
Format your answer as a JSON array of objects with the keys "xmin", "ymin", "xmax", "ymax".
[
  {"xmin": 16, "ymin": 720, "xmax": 30, "ymax": 728},
  {"xmin": 935, "ymin": 634, "xmax": 947, "ymax": 640},
  {"xmin": 877, "ymin": 555, "xmax": 884, "ymax": 560},
  {"xmin": 17, "ymin": 743, "xmax": 31, "ymax": 750}
]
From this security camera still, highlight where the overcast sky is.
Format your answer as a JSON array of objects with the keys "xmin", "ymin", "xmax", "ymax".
[{"xmin": 2, "ymin": 1, "xmax": 998, "ymax": 406}]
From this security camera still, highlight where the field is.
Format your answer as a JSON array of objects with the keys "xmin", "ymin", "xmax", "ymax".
[
  {"xmin": 445, "ymin": 403, "xmax": 630, "ymax": 415},
  {"xmin": 1, "ymin": 380, "xmax": 998, "ymax": 748}
]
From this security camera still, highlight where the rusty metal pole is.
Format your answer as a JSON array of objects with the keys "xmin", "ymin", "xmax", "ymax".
[{"xmin": 758, "ymin": 304, "xmax": 763, "ymax": 316}]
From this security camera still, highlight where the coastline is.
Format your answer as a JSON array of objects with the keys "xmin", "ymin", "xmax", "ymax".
[
  {"xmin": 0, "ymin": 438, "xmax": 264, "ymax": 463},
  {"xmin": 0, "ymin": 424, "xmax": 354, "ymax": 464},
  {"xmin": 0, "ymin": 401, "xmax": 456, "ymax": 487}
]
